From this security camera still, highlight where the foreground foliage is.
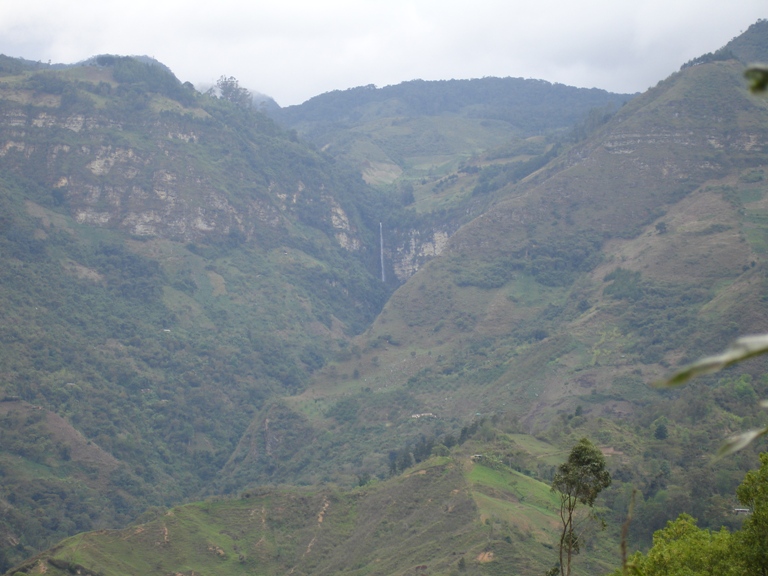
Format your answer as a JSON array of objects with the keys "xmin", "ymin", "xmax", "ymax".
[
  {"xmin": 616, "ymin": 453, "xmax": 768, "ymax": 576},
  {"xmin": 620, "ymin": 515, "xmax": 741, "ymax": 576}
]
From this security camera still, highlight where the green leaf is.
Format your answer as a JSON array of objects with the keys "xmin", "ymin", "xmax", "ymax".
[
  {"xmin": 716, "ymin": 428, "xmax": 768, "ymax": 458},
  {"xmin": 653, "ymin": 334, "xmax": 768, "ymax": 388}
]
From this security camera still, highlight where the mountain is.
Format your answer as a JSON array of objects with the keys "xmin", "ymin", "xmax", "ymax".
[
  {"xmin": 272, "ymin": 79, "xmax": 634, "ymax": 280},
  {"xmin": 8, "ymin": 435, "xmax": 622, "ymax": 576},
  {"xmin": 273, "ymin": 77, "xmax": 633, "ymax": 187},
  {"xmin": 228, "ymin": 15, "xmax": 768, "ymax": 544},
  {"xmin": 5, "ymin": 19, "xmax": 768, "ymax": 575},
  {"xmin": 9, "ymin": 385, "xmax": 767, "ymax": 576},
  {"xmin": 0, "ymin": 54, "xmax": 399, "ymax": 569},
  {"xmin": 250, "ymin": 17, "xmax": 768, "ymax": 462}
]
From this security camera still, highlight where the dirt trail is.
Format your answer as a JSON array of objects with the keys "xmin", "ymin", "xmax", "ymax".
[
  {"xmin": 317, "ymin": 498, "xmax": 330, "ymax": 524},
  {"xmin": 254, "ymin": 507, "xmax": 267, "ymax": 549},
  {"xmin": 288, "ymin": 497, "xmax": 332, "ymax": 574}
]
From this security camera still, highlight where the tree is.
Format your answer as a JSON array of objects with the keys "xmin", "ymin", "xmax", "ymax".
[
  {"xmin": 615, "ymin": 455, "xmax": 768, "ymax": 575},
  {"xmin": 551, "ymin": 437, "xmax": 611, "ymax": 576},
  {"xmin": 746, "ymin": 64, "xmax": 768, "ymax": 93},
  {"xmin": 215, "ymin": 75, "xmax": 252, "ymax": 108},
  {"xmin": 735, "ymin": 452, "xmax": 768, "ymax": 576},
  {"xmin": 615, "ymin": 514, "xmax": 741, "ymax": 576}
]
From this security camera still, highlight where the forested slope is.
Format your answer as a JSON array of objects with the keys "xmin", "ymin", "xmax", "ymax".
[{"xmin": 0, "ymin": 54, "xmax": 397, "ymax": 570}]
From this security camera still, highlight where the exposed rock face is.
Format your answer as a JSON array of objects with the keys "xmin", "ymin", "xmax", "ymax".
[
  {"xmin": 0, "ymin": 104, "xmax": 365, "ymax": 250},
  {"xmin": 393, "ymin": 229, "xmax": 450, "ymax": 280},
  {"xmin": 0, "ymin": 74, "xmax": 455, "ymax": 285},
  {"xmin": 329, "ymin": 200, "xmax": 361, "ymax": 250},
  {"xmin": 0, "ymin": 101, "xmax": 460, "ymax": 282},
  {"xmin": 602, "ymin": 130, "xmax": 766, "ymax": 155}
]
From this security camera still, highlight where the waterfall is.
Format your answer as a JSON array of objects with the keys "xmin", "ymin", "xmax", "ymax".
[{"xmin": 379, "ymin": 222, "xmax": 385, "ymax": 282}]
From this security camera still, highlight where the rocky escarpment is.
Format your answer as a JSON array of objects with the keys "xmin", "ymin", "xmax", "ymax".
[
  {"xmin": 0, "ymin": 63, "xmax": 457, "ymax": 301},
  {"xmin": 0, "ymin": 94, "xmax": 364, "ymax": 250},
  {"xmin": 392, "ymin": 228, "xmax": 451, "ymax": 281}
]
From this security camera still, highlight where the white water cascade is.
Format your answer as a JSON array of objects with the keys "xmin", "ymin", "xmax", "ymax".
[{"xmin": 379, "ymin": 222, "xmax": 385, "ymax": 282}]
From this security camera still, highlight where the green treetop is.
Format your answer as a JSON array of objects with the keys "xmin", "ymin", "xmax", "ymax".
[{"xmin": 551, "ymin": 437, "xmax": 611, "ymax": 576}]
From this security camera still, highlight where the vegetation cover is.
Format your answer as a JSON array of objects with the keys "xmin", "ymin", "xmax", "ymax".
[
  {"xmin": 4, "ymin": 18, "xmax": 768, "ymax": 576},
  {"xmin": 7, "ymin": 433, "xmax": 623, "ymax": 576},
  {"xmin": 0, "ymin": 53, "xmax": 403, "ymax": 570},
  {"xmin": 611, "ymin": 453, "xmax": 768, "ymax": 576}
]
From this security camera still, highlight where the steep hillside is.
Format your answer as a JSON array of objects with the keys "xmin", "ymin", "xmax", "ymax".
[
  {"xmin": 318, "ymin": 55, "xmax": 768, "ymax": 414},
  {"xmin": 5, "ymin": 21, "xmax": 768, "ymax": 574},
  {"xmin": 244, "ymin": 24, "xmax": 768, "ymax": 529},
  {"xmin": 272, "ymin": 79, "xmax": 633, "ymax": 282},
  {"xmin": 0, "ymin": 55, "xmax": 397, "ymax": 569},
  {"xmin": 10, "ymin": 383, "xmax": 768, "ymax": 576},
  {"xmin": 6, "ymin": 447, "xmax": 620, "ymax": 576}
]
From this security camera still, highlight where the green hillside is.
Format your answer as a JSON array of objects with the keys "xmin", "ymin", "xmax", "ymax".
[
  {"xmin": 245, "ymin": 18, "xmax": 768, "ymax": 553},
  {"xmin": 281, "ymin": 43, "xmax": 768, "ymax": 464},
  {"xmin": 5, "ymin": 20, "xmax": 768, "ymax": 576},
  {"xmin": 0, "ymin": 55, "xmax": 401, "ymax": 569},
  {"xmin": 10, "ymin": 404, "xmax": 766, "ymax": 576},
  {"xmin": 272, "ymin": 79, "xmax": 633, "ymax": 263},
  {"xmin": 7, "ymin": 440, "xmax": 620, "ymax": 576}
]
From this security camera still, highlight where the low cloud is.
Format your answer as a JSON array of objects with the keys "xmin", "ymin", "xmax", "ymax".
[{"xmin": 0, "ymin": 0, "xmax": 764, "ymax": 105}]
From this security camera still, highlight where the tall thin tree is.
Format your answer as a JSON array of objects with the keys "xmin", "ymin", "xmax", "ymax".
[{"xmin": 551, "ymin": 437, "xmax": 611, "ymax": 576}]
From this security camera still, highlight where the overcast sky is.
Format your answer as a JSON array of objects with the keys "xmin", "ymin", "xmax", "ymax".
[{"xmin": 0, "ymin": 1, "xmax": 765, "ymax": 107}]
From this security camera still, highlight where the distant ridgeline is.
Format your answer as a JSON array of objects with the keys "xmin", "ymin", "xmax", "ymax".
[
  {"xmin": 274, "ymin": 76, "xmax": 634, "ymax": 131},
  {"xmin": 270, "ymin": 74, "xmax": 635, "ymax": 277}
]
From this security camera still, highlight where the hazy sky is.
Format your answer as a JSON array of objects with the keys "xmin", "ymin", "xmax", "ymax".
[{"xmin": 0, "ymin": 1, "xmax": 765, "ymax": 106}]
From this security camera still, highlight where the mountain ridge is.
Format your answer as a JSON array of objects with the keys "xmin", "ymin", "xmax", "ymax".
[
  {"xmin": 247, "ymin": 25, "xmax": 768, "ymax": 519},
  {"xmin": 3, "ymin": 20, "xmax": 768, "ymax": 574}
]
